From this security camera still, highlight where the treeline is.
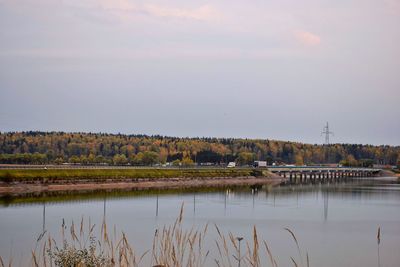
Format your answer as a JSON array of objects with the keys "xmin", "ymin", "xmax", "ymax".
[{"xmin": 0, "ymin": 131, "xmax": 399, "ymax": 167}]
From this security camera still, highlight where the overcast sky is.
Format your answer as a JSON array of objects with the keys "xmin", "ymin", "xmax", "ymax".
[{"xmin": 0, "ymin": 0, "xmax": 399, "ymax": 145}]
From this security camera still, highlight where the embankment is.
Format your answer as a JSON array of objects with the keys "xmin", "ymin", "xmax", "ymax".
[{"xmin": 0, "ymin": 168, "xmax": 284, "ymax": 195}]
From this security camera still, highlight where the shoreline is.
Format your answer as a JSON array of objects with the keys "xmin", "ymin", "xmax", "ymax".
[
  {"xmin": 0, "ymin": 175, "xmax": 285, "ymax": 195},
  {"xmin": 380, "ymin": 169, "xmax": 400, "ymax": 178}
]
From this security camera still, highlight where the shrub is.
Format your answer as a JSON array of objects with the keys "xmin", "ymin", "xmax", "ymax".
[{"xmin": 48, "ymin": 238, "xmax": 111, "ymax": 267}]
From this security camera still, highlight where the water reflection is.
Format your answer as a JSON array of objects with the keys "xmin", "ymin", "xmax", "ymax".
[
  {"xmin": 324, "ymin": 190, "xmax": 329, "ymax": 221},
  {"xmin": 156, "ymin": 194, "xmax": 159, "ymax": 217},
  {"xmin": 42, "ymin": 201, "xmax": 46, "ymax": 232},
  {"xmin": 193, "ymin": 193, "xmax": 196, "ymax": 215},
  {"xmin": 103, "ymin": 196, "xmax": 106, "ymax": 220},
  {"xmin": 1, "ymin": 178, "xmax": 399, "ymax": 209}
]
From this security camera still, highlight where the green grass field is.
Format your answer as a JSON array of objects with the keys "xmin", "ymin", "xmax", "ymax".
[{"xmin": 0, "ymin": 168, "xmax": 255, "ymax": 182}]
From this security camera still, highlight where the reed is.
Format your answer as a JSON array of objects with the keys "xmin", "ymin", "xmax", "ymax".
[
  {"xmin": 0, "ymin": 249, "xmax": 13, "ymax": 267},
  {"xmin": 23, "ymin": 204, "xmax": 311, "ymax": 267}
]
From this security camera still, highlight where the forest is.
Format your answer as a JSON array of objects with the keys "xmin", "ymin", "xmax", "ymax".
[{"xmin": 0, "ymin": 131, "xmax": 399, "ymax": 167}]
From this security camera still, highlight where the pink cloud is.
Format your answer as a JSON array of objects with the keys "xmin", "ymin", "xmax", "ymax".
[
  {"xmin": 384, "ymin": 0, "xmax": 400, "ymax": 15},
  {"xmin": 144, "ymin": 4, "xmax": 220, "ymax": 21},
  {"xmin": 94, "ymin": 0, "xmax": 220, "ymax": 21},
  {"xmin": 295, "ymin": 30, "xmax": 321, "ymax": 46},
  {"xmin": 98, "ymin": 0, "xmax": 135, "ymax": 11}
]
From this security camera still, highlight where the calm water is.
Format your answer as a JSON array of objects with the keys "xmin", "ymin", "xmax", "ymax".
[{"xmin": 1, "ymin": 177, "xmax": 400, "ymax": 266}]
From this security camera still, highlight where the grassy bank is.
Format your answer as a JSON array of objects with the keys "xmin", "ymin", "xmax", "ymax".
[{"xmin": 0, "ymin": 168, "xmax": 260, "ymax": 183}]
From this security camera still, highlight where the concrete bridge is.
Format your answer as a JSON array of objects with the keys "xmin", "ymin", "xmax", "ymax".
[{"xmin": 268, "ymin": 166, "xmax": 381, "ymax": 183}]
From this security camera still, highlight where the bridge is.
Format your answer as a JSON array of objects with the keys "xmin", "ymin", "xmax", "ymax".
[{"xmin": 268, "ymin": 166, "xmax": 381, "ymax": 183}]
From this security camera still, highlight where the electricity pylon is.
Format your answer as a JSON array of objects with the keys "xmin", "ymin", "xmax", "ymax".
[{"xmin": 321, "ymin": 122, "xmax": 334, "ymax": 145}]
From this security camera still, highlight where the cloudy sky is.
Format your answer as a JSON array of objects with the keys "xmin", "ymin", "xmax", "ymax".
[{"xmin": 0, "ymin": 0, "xmax": 399, "ymax": 145}]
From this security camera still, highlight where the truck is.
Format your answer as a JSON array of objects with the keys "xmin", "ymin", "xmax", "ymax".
[{"xmin": 254, "ymin": 161, "xmax": 267, "ymax": 168}]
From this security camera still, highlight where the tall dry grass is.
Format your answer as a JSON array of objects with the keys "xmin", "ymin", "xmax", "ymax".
[{"xmin": 2, "ymin": 203, "xmax": 311, "ymax": 267}]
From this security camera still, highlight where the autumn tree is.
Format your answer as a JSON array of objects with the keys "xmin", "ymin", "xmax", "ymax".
[
  {"xmin": 181, "ymin": 157, "xmax": 195, "ymax": 167},
  {"xmin": 141, "ymin": 151, "xmax": 159, "ymax": 166},
  {"xmin": 236, "ymin": 152, "xmax": 254, "ymax": 166},
  {"xmin": 113, "ymin": 154, "xmax": 128, "ymax": 165}
]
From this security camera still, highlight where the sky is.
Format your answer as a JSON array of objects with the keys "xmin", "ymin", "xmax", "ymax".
[{"xmin": 0, "ymin": 0, "xmax": 399, "ymax": 145}]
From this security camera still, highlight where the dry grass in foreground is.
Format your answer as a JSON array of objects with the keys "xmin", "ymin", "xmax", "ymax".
[{"xmin": 1, "ymin": 204, "xmax": 310, "ymax": 267}]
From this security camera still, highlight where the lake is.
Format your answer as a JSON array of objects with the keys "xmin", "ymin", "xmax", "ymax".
[{"xmin": 1, "ymin": 177, "xmax": 399, "ymax": 266}]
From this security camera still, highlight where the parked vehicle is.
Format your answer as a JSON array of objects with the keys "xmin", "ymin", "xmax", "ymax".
[
  {"xmin": 227, "ymin": 162, "xmax": 236, "ymax": 168},
  {"xmin": 254, "ymin": 161, "xmax": 267, "ymax": 168}
]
